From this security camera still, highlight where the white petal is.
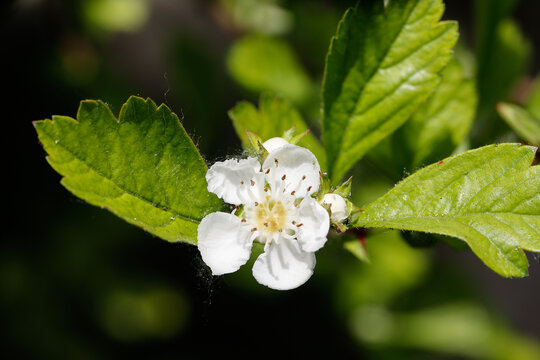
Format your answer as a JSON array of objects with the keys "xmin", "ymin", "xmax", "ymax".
[
  {"xmin": 262, "ymin": 144, "xmax": 320, "ymax": 198},
  {"xmin": 321, "ymin": 193, "xmax": 348, "ymax": 222},
  {"xmin": 296, "ymin": 197, "xmax": 330, "ymax": 252},
  {"xmin": 262, "ymin": 137, "xmax": 289, "ymax": 153},
  {"xmin": 252, "ymin": 238, "xmax": 316, "ymax": 290},
  {"xmin": 197, "ymin": 212, "xmax": 253, "ymax": 275},
  {"xmin": 206, "ymin": 157, "xmax": 264, "ymax": 205}
]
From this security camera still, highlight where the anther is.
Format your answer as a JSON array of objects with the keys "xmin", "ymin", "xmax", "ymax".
[
  {"xmin": 264, "ymin": 222, "xmax": 268, "ymax": 227},
  {"xmin": 265, "ymin": 169, "xmax": 270, "ymax": 174},
  {"xmin": 254, "ymin": 202, "xmax": 259, "ymax": 206},
  {"xmin": 241, "ymin": 218, "xmax": 247, "ymax": 223},
  {"xmin": 302, "ymin": 175, "xmax": 306, "ymax": 180},
  {"xmin": 292, "ymin": 220, "xmax": 296, "ymax": 225},
  {"xmin": 281, "ymin": 174, "xmax": 286, "ymax": 181},
  {"xmin": 274, "ymin": 158, "xmax": 279, "ymax": 166},
  {"xmin": 307, "ymin": 186, "xmax": 312, "ymax": 192},
  {"xmin": 264, "ymin": 187, "xmax": 268, "ymax": 192},
  {"xmin": 251, "ymin": 227, "xmax": 258, "ymax": 232},
  {"xmin": 240, "ymin": 181, "xmax": 244, "ymax": 185},
  {"xmin": 296, "ymin": 223, "xmax": 304, "ymax": 227},
  {"xmin": 291, "ymin": 190, "xmax": 296, "ymax": 195},
  {"xmin": 250, "ymin": 179, "xmax": 255, "ymax": 186}
]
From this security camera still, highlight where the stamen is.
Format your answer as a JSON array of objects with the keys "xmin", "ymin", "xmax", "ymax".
[
  {"xmin": 292, "ymin": 220, "xmax": 296, "ymax": 225},
  {"xmin": 254, "ymin": 202, "xmax": 259, "ymax": 206},
  {"xmin": 274, "ymin": 158, "xmax": 279, "ymax": 166},
  {"xmin": 281, "ymin": 174, "xmax": 286, "ymax": 181},
  {"xmin": 264, "ymin": 187, "xmax": 268, "ymax": 192},
  {"xmin": 250, "ymin": 179, "xmax": 255, "ymax": 186},
  {"xmin": 241, "ymin": 218, "xmax": 247, "ymax": 223},
  {"xmin": 290, "ymin": 190, "xmax": 296, "ymax": 196},
  {"xmin": 251, "ymin": 227, "xmax": 258, "ymax": 232},
  {"xmin": 296, "ymin": 223, "xmax": 304, "ymax": 227},
  {"xmin": 307, "ymin": 186, "xmax": 312, "ymax": 192},
  {"xmin": 265, "ymin": 169, "xmax": 270, "ymax": 174},
  {"xmin": 240, "ymin": 181, "xmax": 244, "ymax": 185},
  {"xmin": 302, "ymin": 175, "xmax": 306, "ymax": 180}
]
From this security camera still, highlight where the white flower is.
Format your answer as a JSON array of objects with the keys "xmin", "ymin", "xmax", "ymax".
[
  {"xmin": 198, "ymin": 144, "xmax": 330, "ymax": 290},
  {"xmin": 322, "ymin": 193, "xmax": 348, "ymax": 222}
]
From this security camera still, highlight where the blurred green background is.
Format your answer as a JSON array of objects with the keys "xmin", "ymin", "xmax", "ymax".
[{"xmin": 4, "ymin": 0, "xmax": 540, "ymax": 358}]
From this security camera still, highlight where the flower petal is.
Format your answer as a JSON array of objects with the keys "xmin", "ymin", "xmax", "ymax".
[
  {"xmin": 197, "ymin": 212, "xmax": 253, "ymax": 275},
  {"xmin": 296, "ymin": 197, "xmax": 330, "ymax": 252},
  {"xmin": 262, "ymin": 137, "xmax": 289, "ymax": 153},
  {"xmin": 262, "ymin": 144, "xmax": 321, "ymax": 198},
  {"xmin": 321, "ymin": 193, "xmax": 348, "ymax": 222},
  {"xmin": 206, "ymin": 157, "xmax": 264, "ymax": 205},
  {"xmin": 252, "ymin": 238, "xmax": 316, "ymax": 290}
]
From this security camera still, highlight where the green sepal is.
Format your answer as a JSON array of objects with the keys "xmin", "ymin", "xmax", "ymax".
[
  {"xmin": 316, "ymin": 171, "xmax": 332, "ymax": 202},
  {"xmin": 333, "ymin": 176, "xmax": 353, "ymax": 199}
]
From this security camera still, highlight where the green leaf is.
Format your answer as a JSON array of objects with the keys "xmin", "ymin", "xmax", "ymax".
[
  {"xmin": 343, "ymin": 238, "xmax": 370, "ymax": 263},
  {"xmin": 322, "ymin": 0, "xmax": 458, "ymax": 183},
  {"xmin": 227, "ymin": 35, "xmax": 313, "ymax": 105},
  {"xmin": 351, "ymin": 144, "xmax": 540, "ymax": 278},
  {"xmin": 497, "ymin": 102, "xmax": 540, "ymax": 146},
  {"xmin": 474, "ymin": 0, "xmax": 529, "ymax": 118},
  {"xmin": 229, "ymin": 95, "xmax": 327, "ymax": 170},
  {"xmin": 527, "ymin": 78, "xmax": 540, "ymax": 119},
  {"xmin": 473, "ymin": 17, "xmax": 530, "ymax": 143},
  {"xmin": 371, "ymin": 59, "xmax": 477, "ymax": 177},
  {"xmin": 34, "ymin": 96, "xmax": 223, "ymax": 244}
]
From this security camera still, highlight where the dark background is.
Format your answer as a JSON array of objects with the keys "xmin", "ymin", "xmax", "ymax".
[{"xmin": 3, "ymin": 0, "xmax": 540, "ymax": 359}]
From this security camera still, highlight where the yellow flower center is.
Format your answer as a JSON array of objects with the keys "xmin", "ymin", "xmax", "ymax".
[{"xmin": 254, "ymin": 197, "xmax": 288, "ymax": 234}]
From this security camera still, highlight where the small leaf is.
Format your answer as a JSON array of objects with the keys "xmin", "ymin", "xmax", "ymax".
[
  {"xmin": 227, "ymin": 35, "xmax": 313, "ymax": 105},
  {"xmin": 351, "ymin": 144, "xmax": 540, "ymax": 278},
  {"xmin": 322, "ymin": 0, "xmax": 458, "ymax": 183},
  {"xmin": 34, "ymin": 96, "xmax": 224, "ymax": 244},
  {"xmin": 229, "ymin": 94, "xmax": 326, "ymax": 170},
  {"xmin": 497, "ymin": 102, "xmax": 540, "ymax": 146},
  {"xmin": 344, "ymin": 238, "xmax": 370, "ymax": 263}
]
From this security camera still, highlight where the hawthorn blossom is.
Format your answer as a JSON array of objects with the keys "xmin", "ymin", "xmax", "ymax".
[{"xmin": 197, "ymin": 143, "xmax": 330, "ymax": 290}]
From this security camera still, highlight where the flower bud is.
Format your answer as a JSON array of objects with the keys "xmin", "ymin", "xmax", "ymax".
[
  {"xmin": 262, "ymin": 137, "xmax": 289, "ymax": 154},
  {"xmin": 322, "ymin": 193, "xmax": 348, "ymax": 222}
]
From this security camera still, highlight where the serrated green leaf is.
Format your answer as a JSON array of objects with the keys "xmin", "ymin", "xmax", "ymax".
[
  {"xmin": 227, "ymin": 35, "xmax": 313, "ymax": 105},
  {"xmin": 352, "ymin": 144, "xmax": 540, "ymax": 278},
  {"xmin": 34, "ymin": 96, "xmax": 224, "ymax": 244},
  {"xmin": 497, "ymin": 102, "xmax": 540, "ymax": 146},
  {"xmin": 229, "ymin": 95, "xmax": 326, "ymax": 170},
  {"xmin": 322, "ymin": 0, "xmax": 458, "ymax": 183},
  {"xmin": 371, "ymin": 59, "xmax": 477, "ymax": 176}
]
